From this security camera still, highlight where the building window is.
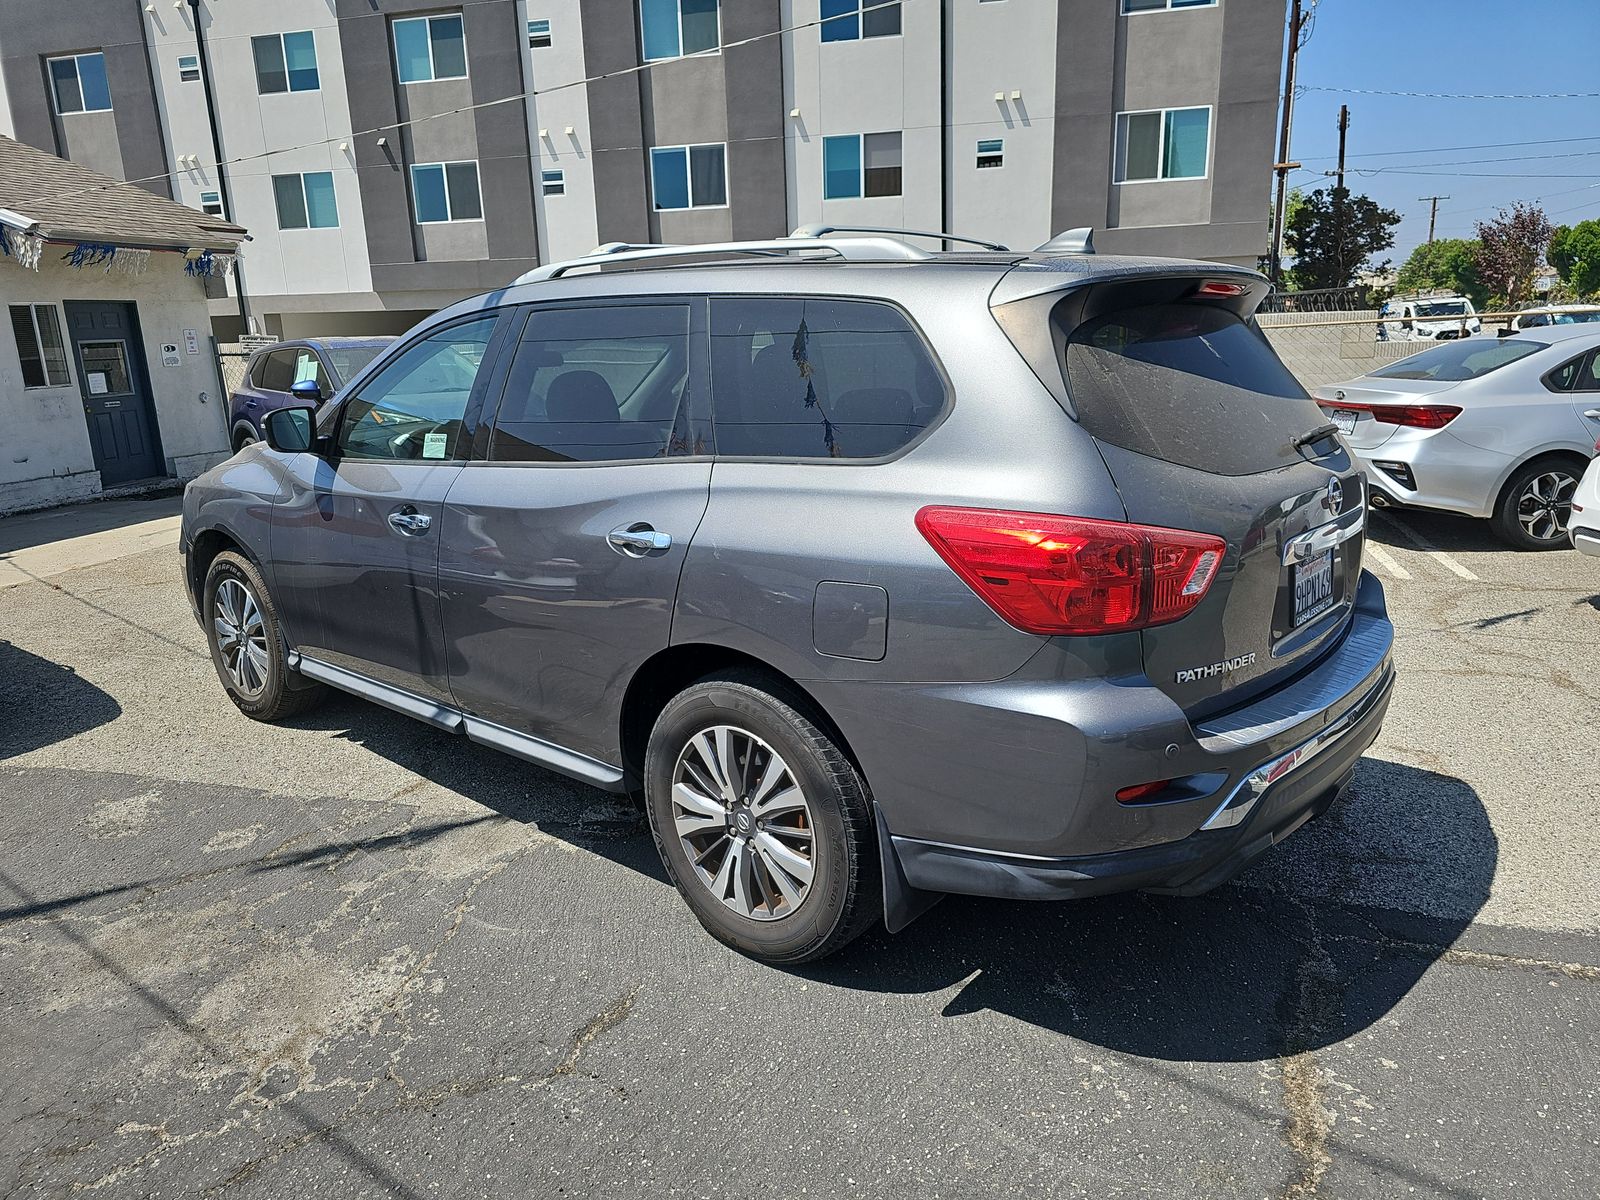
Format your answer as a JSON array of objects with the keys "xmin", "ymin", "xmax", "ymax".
[
  {"xmin": 47, "ymin": 53, "xmax": 112, "ymax": 115},
  {"xmin": 1115, "ymin": 106, "xmax": 1210, "ymax": 181},
  {"xmin": 177, "ymin": 54, "xmax": 200, "ymax": 83},
  {"xmin": 199, "ymin": 190, "xmax": 225, "ymax": 217},
  {"xmin": 820, "ymin": 0, "xmax": 900, "ymax": 42},
  {"xmin": 1122, "ymin": 0, "xmax": 1216, "ymax": 12},
  {"xmin": 541, "ymin": 168, "xmax": 565, "ymax": 196},
  {"xmin": 822, "ymin": 132, "xmax": 901, "ymax": 199},
  {"xmin": 394, "ymin": 14, "xmax": 468, "ymax": 83},
  {"xmin": 650, "ymin": 143, "xmax": 726, "ymax": 210},
  {"xmin": 527, "ymin": 18, "xmax": 552, "ymax": 47},
  {"xmin": 976, "ymin": 138, "xmax": 1004, "ymax": 169},
  {"xmin": 9, "ymin": 304, "xmax": 70, "ymax": 389},
  {"xmin": 273, "ymin": 171, "xmax": 339, "ymax": 229},
  {"xmin": 640, "ymin": 0, "xmax": 719, "ymax": 61},
  {"xmin": 412, "ymin": 161, "xmax": 483, "ymax": 223},
  {"xmin": 252, "ymin": 31, "xmax": 319, "ymax": 94}
]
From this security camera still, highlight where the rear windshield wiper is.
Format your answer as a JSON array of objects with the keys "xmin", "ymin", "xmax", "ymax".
[{"xmin": 1292, "ymin": 422, "xmax": 1340, "ymax": 451}]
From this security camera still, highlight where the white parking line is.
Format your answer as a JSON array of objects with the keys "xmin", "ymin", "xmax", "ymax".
[
  {"xmin": 1372, "ymin": 514, "xmax": 1481, "ymax": 581},
  {"xmin": 1365, "ymin": 542, "xmax": 1412, "ymax": 580}
]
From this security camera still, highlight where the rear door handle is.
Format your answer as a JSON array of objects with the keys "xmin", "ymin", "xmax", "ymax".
[
  {"xmin": 388, "ymin": 506, "xmax": 432, "ymax": 535},
  {"xmin": 607, "ymin": 524, "xmax": 671, "ymax": 556}
]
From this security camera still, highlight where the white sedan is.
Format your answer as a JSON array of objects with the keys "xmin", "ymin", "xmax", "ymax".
[
  {"xmin": 1572, "ymin": 454, "xmax": 1600, "ymax": 557},
  {"xmin": 1314, "ymin": 326, "xmax": 1600, "ymax": 549}
]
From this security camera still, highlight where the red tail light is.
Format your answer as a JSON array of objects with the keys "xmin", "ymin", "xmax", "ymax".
[
  {"xmin": 1316, "ymin": 400, "xmax": 1462, "ymax": 429},
  {"xmin": 914, "ymin": 507, "xmax": 1226, "ymax": 636}
]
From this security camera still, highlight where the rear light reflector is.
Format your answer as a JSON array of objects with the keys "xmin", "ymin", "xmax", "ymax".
[
  {"xmin": 1316, "ymin": 400, "xmax": 1462, "ymax": 429},
  {"xmin": 1116, "ymin": 780, "xmax": 1172, "ymax": 804},
  {"xmin": 1372, "ymin": 460, "xmax": 1416, "ymax": 491},
  {"xmin": 914, "ymin": 506, "xmax": 1227, "ymax": 635}
]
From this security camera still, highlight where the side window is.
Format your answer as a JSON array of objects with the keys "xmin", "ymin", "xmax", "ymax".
[
  {"xmin": 1577, "ymin": 351, "xmax": 1600, "ymax": 392},
  {"xmin": 291, "ymin": 349, "xmax": 327, "ymax": 392},
  {"xmin": 709, "ymin": 297, "xmax": 946, "ymax": 459},
  {"xmin": 1546, "ymin": 354, "xmax": 1584, "ymax": 392},
  {"xmin": 258, "ymin": 349, "xmax": 296, "ymax": 392},
  {"xmin": 336, "ymin": 316, "xmax": 497, "ymax": 461},
  {"xmin": 488, "ymin": 305, "xmax": 693, "ymax": 462}
]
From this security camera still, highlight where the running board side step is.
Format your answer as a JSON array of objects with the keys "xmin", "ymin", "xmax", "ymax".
[{"xmin": 289, "ymin": 653, "xmax": 626, "ymax": 792}]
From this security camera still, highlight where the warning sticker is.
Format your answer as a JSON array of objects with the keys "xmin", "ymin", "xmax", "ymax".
[{"xmin": 422, "ymin": 432, "xmax": 449, "ymax": 459}]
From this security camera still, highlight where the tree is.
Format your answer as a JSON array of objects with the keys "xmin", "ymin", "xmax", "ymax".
[
  {"xmin": 1548, "ymin": 219, "xmax": 1600, "ymax": 299},
  {"xmin": 1284, "ymin": 187, "xmax": 1402, "ymax": 290},
  {"xmin": 1395, "ymin": 238, "xmax": 1488, "ymax": 307},
  {"xmin": 1474, "ymin": 202, "xmax": 1553, "ymax": 306}
]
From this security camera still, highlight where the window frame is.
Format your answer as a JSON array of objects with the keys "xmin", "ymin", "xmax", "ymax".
[
  {"xmin": 251, "ymin": 30, "xmax": 320, "ymax": 95},
  {"xmin": 976, "ymin": 137, "xmax": 1004, "ymax": 170},
  {"xmin": 639, "ymin": 0, "xmax": 723, "ymax": 62},
  {"xmin": 177, "ymin": 54, "xmax": 200, "ymax": 83},
  {"xmin": 1113, "ymin": 104, "xmax": 1212, "ymax": 183},
  {"xmin": 9, "ymin": 303, "xmax": 71, "ymax": 389},
  {"xmin": 820, "ymin": 0, "xmax": 902, "ymax": 42},
  {"xmin": 272, "ymin": 171, "xmax": 339, "ymax": 230},
  {"xmin": 705, "ymin": 292, "xmax": 953, "ymax": 465},
  {"xmin": 541, "ymin": 168, "xmax": 566, "ymax": 196},
  {"xmin": 410, "ymin": 160, "xmax": 484, "ymax": 224},
  {"xmin": 1542, "ymin": 349, "xmax": 1600, "ymax": 394},
  {"xmin": 47, "ymin": 52, "xmax": 112, "ymax": 115},
  {"xmin": 1121, "ymin": 0, "xmax": 1218, "ymax": 13},
  {"xmin": 527, "ymin": 18, "xmax": 552, "ymax": 47},
  {"xmin": 199, "ymin": 189, "xmax": 224, "ymax": 217},
  {"xmin": 649, "ymin": 142, "xmax": 728, "ymax": 211},
  {"xmin": 393, "ymin": 13, "xmax": 469, "ymax": 84},
  {"xmin": 822, "ymin": 132, "xmax": 902, "ymax": 199}
]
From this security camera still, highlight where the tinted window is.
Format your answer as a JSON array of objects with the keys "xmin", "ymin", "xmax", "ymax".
[
  {"xmin": 1063, "ymin": 303, "xmax": 1324, "ymax": 476},
  {"xmin": 1370, "ymin": 338, "xmax": 1545, "ymax": 382},
  {"xmin": 489, "ymin": 305, "xmax": 692, "ymax": 462},
  {"xmin": 258, "ymin": 348, "xmax": 296, "ymax": 392},
  {"xmin": 709, "ymin": 297, "xmax": 945, "ymax": 459},
  {"xmin": 324, "ymin": 344, "xmax": 386, "ymax": 385},
  {"xmin": 337, "ymin": 316, "xmax": 497, "ymax": 461}
]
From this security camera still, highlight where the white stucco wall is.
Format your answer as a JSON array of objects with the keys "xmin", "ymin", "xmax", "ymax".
[
  {"xmin": 520, "ymin": 0, "xmax": 601, "ymax": 264},
  {"xmin": 0, "ymin": 255, "xmax": 232, "ymax": 513}
]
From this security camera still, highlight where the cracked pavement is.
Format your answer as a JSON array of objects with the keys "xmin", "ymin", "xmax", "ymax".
[{"xmin": 1, "ymin": 497, "xmax": 1597, "ymax": 1197}]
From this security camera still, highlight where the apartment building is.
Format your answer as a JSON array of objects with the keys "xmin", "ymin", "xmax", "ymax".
[{"xmin": 0, "ymin": 0, "xmax": 1286, "ymax": 339}]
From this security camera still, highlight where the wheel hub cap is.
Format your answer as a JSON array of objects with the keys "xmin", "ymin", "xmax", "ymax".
[
  {"xmin": 212, "ymin": 578, "xmax": 269, "ymax": 699},
  {"xmin": 1517, "ymin": 471, "xmax": 1576, "ymax": 542}
]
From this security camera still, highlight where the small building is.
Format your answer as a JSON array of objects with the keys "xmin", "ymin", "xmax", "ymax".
[{"xmin": 0, "ymin": 134, "xmax": 246, "ymax": 513}]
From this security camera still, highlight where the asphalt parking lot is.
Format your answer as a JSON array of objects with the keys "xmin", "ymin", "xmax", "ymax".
[{"xmin": 2, "ymin": 495, "xmax": 1597, "ymax": 1198}]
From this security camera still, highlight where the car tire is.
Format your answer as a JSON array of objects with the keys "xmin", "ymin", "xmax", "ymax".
[
  {"xmin": 233, "ymin": 428, "xmax": 257, "ymax": 453},
  {"xmin": 201, "ymin": 550, "xmax": 324, "ymax": 721},
  {"xmin": 1491, "ymin": 459, "xmax": 1581, "ymax": 551},
  {"xmin": 643, "ymin": 671, "xmax": 879, "ymax": 964}
]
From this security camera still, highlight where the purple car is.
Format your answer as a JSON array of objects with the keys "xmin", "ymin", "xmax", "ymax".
[{"xmin": 228, "ymin": 337, "xmax": 393, "ymax": 451}]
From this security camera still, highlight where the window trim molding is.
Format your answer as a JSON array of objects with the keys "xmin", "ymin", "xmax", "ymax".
[
  {"xmin": 1113, "ymin": 103, "xmax": 1213, "ymax": 184},
  {"xmin": 10, "ymin": 302, "xmax": 71, "ymax": 390},
  {"xmin": 410, "ymin": 160, "xmax": 485, "ymax": 224},
  {"xmin": 252, "ymin": 29, "xmax": 320, "ymax": 95},
  {"xmin": 46, "ymin": 52, "xmax": 112, "ymax": 115},
  {"xmin": 640, "ymin": 0, "xmax": 724, "ymax": 63},
  {"xmin": 649, "ymin": 142, "xmax": 729, "ymax": 211},
  {"xmin": 393, "ymin": 13, "xmax": 470, "ymax": 84},
  {"xmin": 1120, "ymin": 0, "xmax": 1219, "ymax": 14}
]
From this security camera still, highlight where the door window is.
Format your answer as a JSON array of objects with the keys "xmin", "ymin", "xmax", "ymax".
[
  {"xmin": 291, "ymin": 349, "xmax": 327, "ymax": 390},
  {"xmin": 488, "ymin": 305, "xmax": 692, "ymax": 462},
  {"xmin": 79, "ymin": 341, "xmax": 132, "ymax": 396},
  {"xmin": 336, "ymin": 316, "xmax": 498, "ymax": 461},
  {"xmin": 258, "ymin": 348, "xmax": 297, "ymax": 392},
  {"xmin": 709, "ymin": 297, "xmax": 946, "ymax": 459}
]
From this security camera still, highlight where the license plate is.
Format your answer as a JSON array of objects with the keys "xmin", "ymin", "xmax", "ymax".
[
  {"xmin": 1330, "ymin": 408, "xmax": 1359, "ymax": 435},
  {"xmin": 1293, "ymin": 549, "xmax": 1335, "ymax": 628}
]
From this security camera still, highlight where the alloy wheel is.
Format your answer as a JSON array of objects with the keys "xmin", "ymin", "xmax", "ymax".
[
  {"xmin": 1516, "ymin": 470, "xmax": 1577, "ymax": 542},
  {"xmin": 213, "ymin": 577, "xmax": 270, "ymax": 698},
  {"xmin": 670, "ymin": 725, "xmax": 816, "ymax": 921}
]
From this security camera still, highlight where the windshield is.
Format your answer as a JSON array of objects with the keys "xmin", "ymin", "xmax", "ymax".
[
  {"xmin": 1415, "ymin": 301, "xmax": 1467, "ymax": 318},
  {"xmin": 1370, "ymin": 338, "xmax": 1546, "ymax": 381},
  {"xmin": 324, "ymin": 344, "xmax": 387, "ymax": 385}
]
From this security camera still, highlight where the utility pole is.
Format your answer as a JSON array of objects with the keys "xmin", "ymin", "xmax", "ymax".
[
  {"xmin": 1418, "ymin": 195, "xmax": 1450, "ymax": 245},
  {"xmin": 1333, "ymin": 104, "xmax": 1349, "ymax": 285},
  {"xmin": 1335, "ymin": 104, "xmax": 1349, "ymax": 191},
  {"xmin": 1270, "ymin": 0, "xmax": 1310, "ymax": 285}
]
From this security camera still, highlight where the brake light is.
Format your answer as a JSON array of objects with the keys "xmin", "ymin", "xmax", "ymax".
[
  {"xmin": 1316, "ymin": 400, "xmax": 1462, "ymax": 429},
  {"xmin": 914, "ymin": 507, "xmax": 1226, "ymax": 635},
  {"xmin": 1195, "ymin": 280, "xmax": 1249, "ymax": 298}
]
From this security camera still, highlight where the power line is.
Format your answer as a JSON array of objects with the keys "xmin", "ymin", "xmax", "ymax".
[
  {"xmin": 1300, "ymin": 85, "xmax": 1600, "ymax": 100},
  {"xmin": 1298, "ymin": 134, "xmax": 1600, "ymax": 161}
]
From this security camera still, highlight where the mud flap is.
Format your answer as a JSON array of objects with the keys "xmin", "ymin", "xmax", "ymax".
[{"xmin": 875, "ymin": 803, "xmax": 944, "ymax": 934}]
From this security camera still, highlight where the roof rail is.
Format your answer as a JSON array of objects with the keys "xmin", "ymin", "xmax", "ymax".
[
  {"xmin": 791, "ymin": 223, "xmax": 1011, "ymax": 252},
  {"xmin": 1036, "ymin": 227, "xmax": 1096, "ymax": 255},
  {"xmin": 514, "ymin": 234, "xmax": 931, "ymax": 283}
]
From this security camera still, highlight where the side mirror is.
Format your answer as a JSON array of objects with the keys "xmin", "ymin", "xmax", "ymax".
[
  {"xmin": 289, "ymin": 378, "xmax": 323, "ymax": 404},
  {"xmin": 263, "ymin": 405, "xmax": 316, "ymax": 453}
]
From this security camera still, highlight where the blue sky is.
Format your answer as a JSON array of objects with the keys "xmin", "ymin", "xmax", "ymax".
[{"xmin": 1288, "ymin": 0, "xmax": 1600, "ymax": 262}]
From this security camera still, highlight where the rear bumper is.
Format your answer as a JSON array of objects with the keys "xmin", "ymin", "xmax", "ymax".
[
  {"xmin": 1345, "ymin": 431, "xmax": 1502, "ymax": 520},
  {"xmin": 1571, "ymin": 524, "xmax": 1600, "ymax": 557}
]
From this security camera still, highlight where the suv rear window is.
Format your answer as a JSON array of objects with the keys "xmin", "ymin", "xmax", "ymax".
[
  {"xmin": 1369, "ymin": 338, "xmax": 1545, "ymax": 381},
  {"xmin": 1062, "ymin": 303, "xmax": 1326, "ymax": 476}
]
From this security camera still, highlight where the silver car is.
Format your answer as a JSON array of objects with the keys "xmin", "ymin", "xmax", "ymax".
[
  {"xmin": 181, "ymin": 232, "xmax": 1395, "ymax": 963},
  {"xmin": 1314, "ymin": 327, "xmax": 1600, "ymax": 549}
]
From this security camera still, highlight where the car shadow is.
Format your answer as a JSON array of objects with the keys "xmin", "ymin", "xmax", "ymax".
[
  {"xmin": 286, "ymin": 693, "xmax": 1495, "ymax": 1063},
  {"xmin": 0, "ymin": 640, "xmax": 123, "ymax": 760},
  {"xmin": 1369, "ymin": 507, "xmax": 1517, "ymax": 554}
]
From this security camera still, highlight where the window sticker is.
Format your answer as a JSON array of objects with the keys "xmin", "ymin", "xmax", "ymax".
[{"xmin": 422, "ymin": 431, "xmax": 449, "ymax": 459}]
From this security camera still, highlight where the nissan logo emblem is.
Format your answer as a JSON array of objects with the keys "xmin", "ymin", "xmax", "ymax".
[{"xmin": 1324, "ymin": 476, "xmax": 1343, "ymax": 515}]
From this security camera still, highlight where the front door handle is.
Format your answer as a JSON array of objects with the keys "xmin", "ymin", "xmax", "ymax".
[
  {"xmin": 1583, "ymin": 409, "xmax": 1600, "ymax": 420},
  {"xmin": 607, "ymin": 524, "xmax": 672, "ymax": 556},
  {"xmin": 388, "ymin": 506, "xmax": 432, "ymax": 535}
]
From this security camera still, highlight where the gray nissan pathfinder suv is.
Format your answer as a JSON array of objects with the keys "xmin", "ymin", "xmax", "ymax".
[{"xmin": 181, "ymin": 230, "xmax": 1395, "ymax": 963}]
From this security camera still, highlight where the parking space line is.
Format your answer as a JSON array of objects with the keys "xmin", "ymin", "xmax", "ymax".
[
  {"xmin": 1372, "ymin": 514, "xmax": 1481, "ymax": 581},
  {"xmin": 1365, "ymin": 543, "xmax": 1412, "ymax": 580}
]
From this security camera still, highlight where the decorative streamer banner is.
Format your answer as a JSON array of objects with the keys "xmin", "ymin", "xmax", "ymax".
[{"xmin": 0, "ymin": 225, "xmax": 45, "ymax": 270}]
